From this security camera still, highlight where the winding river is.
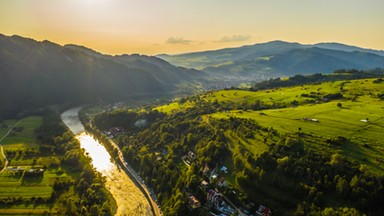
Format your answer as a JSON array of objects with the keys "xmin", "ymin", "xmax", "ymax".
[{"xmin": 61, "ymin": 107, "xmax": 153, "ymax": 216}]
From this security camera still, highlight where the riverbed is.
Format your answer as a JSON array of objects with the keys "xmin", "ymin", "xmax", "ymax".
[{"xmin": 61, "ymin": 107, "xmax": 152, "ymax": 216}]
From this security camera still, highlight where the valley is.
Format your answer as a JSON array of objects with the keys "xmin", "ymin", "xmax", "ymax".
[
  {"xmin": 2, "ymin": 0, "xmax": 384, "ymax": 215},
  {"xmin": 93, "ymin": 75, "xmax": 384, "ymax": 215},
  {"xmin": 1, "ymin": 34, "xmax": 384, "ymax": 216},
  {"xmin": 0, "ymin": 109, "xmax": 117, "ymax": 215},
  {"xmin": 62, "ymin": 107, "xmax": 154, "ymax": 216}
]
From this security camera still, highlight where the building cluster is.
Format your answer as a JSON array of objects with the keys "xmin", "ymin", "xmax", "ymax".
[
  {"xmin": 106, "ymin": 126, "xmax": 124, "ymax": 138},
  {"xmin": 185, "ymin": 151, "xmax": 271, "ymax": 216}
]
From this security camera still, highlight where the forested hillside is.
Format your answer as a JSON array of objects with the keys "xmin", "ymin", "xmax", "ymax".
[
  {"xmin": 92, "ymin": 71, "xmax": 384, "ymax": 215},
  {"xmin": 0, "ymin": 34, "xmax": 205, "ymax": 118}
]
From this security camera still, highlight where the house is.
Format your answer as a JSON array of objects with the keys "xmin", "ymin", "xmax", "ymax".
[
  {"xmin": 203, "ymin": 163, "xmax": 210, "ymax": 175},
  {"xmin": 220, "ymin": 166, "xmax": 228, "ymax": 174},
  {"xmin": 201, "ymin": 180, "xmax": 209, "ymax": 189},
  {"xmin": 188, "ymin": 195, "xmax": 201, "ymax": 209},
  {"xmin": 256, "ymin": 205, "xmax": 272, "ymax": 216},
  {"xmin": 188, "ymin": 151, "xmax": 196, "ymax": 161},
  {"xmin": 217, "ymin": 177, "xmax": 228, "ymax": 188}
]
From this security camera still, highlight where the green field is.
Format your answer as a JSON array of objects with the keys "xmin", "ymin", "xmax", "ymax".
[
  {"xmin": 0, "ymin": 116, "xmax": 63, "ymax": 214},
  {"xmin": 0, "ymin": 168, "xmax": 70, "ymax": 199},
  {"xmin": 154, "ymin": 100, "xmax": 195, "ymax": 114},
  {"xmin": 156, "ymin": 78, "xmax": 384, "ymax": 175},
  {"xmin": 1, "ymin": 116, "xmax": 42, "ymax": 150},
  {"xmin": 0, "ymin": 205, "xmax": 57, "ymax": 215},
  {"xmin": 0, "ymin": 119, "xmax": 19, "ymax": 138}
]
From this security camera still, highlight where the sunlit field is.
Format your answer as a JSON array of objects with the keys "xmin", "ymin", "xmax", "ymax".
[{"xmin": 156, "ymin": 78, "xmax": 384, "ymax": 175}]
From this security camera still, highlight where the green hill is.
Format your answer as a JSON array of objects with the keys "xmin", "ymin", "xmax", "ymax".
[{"xmin": 93, "ymin": 73, "xmax": 384, "ymax": 215}]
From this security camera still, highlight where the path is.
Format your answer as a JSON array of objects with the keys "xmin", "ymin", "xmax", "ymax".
[{"xmin": 0, "ymin": 120, "xmax": 22, "ymax": 172}]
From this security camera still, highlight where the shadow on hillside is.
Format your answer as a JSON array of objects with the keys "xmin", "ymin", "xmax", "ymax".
[
  {"xmin": 341, "ymin": 139, "xmax": 384, "ymax": 174},
  {"xmin": 21, "ymin": 175, "xmax": 44, "ymax": 185}
]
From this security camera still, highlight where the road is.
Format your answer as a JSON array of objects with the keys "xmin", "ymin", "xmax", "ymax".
[
  {"xmin": 0, "ymin": 120, "xmax": 22, "ymax": 172},
  {"xmin": 107, "ymin": 138, "xmax": 162, "ymax": 216},
  {"xmin": 63, "ymin": 107, "xmax": 158, "ymax": 216},
  {"xmin": 222, "ymin": 194, "xmax": 247, "ymax": 216}
]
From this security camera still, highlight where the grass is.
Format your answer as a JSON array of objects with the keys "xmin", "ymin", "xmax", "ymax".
[
  {"xmin": 205, "ymin": 79, "xmax": 384, "ymax": 175},
  {"xmin": 1, "ymin": 116, "xmax": 42, "ymax": 149},
  {"xmin": 154, "ymin": 100, "xmax": 195, "ymax": 114},
  {"xmin": 0, "ymin": 168, "xmax": 71, "ymax": 199},
  {"xmin": 157, "ymin": 78, "xmax": 384, "ymax": 175},
  {"xmin": 210, "ymin": 99, "xmax": 384, "ymax": 141},
  {"xmin": 0, "ymin": 205, "xmax": 57, "ymax": 215},
  {"xmin": 0, "ymin": 119, "xmax": 18, "ymax": 138},
  {"xmin": 0, "ymin": 116, "xmax": 74, "ymax": 215}
]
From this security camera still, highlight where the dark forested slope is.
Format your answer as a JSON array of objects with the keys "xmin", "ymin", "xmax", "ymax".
[{"xmin": 0, "ymin": 34, "xmax": 205, "ymax": 118}]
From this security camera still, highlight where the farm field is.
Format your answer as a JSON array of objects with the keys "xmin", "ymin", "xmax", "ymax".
[
  {"xmin": 210, "ymin": 98, "xmax": 384, "ymax": 142},
  {"xmin": 156, "ymin": 78, "xmax": 384, "ymax": 175},
  {"xmin": 207, "ymin": 79, "xmax": 384, "ymax": 175},
  {"xmin": 0, "ymin": 205, "xmax": 56, "ymax": 215},
  {"xmin": 0, "ymin": 115, "xmax": 71, "ymax": 214},
  {"xmin": 0, "ymin": 116, "xmax": 42, "ymax": 150},
  {"xmin": 0, "ymin": 168, "xmax": 69, "ymax": 199}
]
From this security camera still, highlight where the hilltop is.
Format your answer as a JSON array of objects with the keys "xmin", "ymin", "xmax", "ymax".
[{"xmin": 92, "ymin": 72, "xmax": 384, "ymax": 215}]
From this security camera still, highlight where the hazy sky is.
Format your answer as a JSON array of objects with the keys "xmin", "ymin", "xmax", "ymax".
[{"xmin": 1, "ymin": 0, "xmax": 384, "ymax": 55}]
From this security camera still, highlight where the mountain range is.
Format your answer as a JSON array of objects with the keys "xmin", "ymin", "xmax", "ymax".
[
  {"xmin": 1, "ymin": 34, "xmax": 384, "ymax": 118},
  {"xmin": 0, "ymin": 34, "xmax": 204, "ymax": 118},
  {"xmin": 158, "ymin": 41, "xmax": 384, "ymax": 80}
]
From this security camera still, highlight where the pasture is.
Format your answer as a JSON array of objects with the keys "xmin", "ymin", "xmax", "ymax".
[
  {"xmin": 0, "ymin": 168, "xmax": 69, "ymax": 199},
  {"xmin": 0, "ymin": 115, "xmax": 72, "ymax": 214},
  {"xmin": 155, "ymin": 78, "xmax": 384, "ymax": 174},
  {"xmin": 0, "ymin": 116, "xmax": 42, "ymax": 150},
  {"xmin": 206, "ymin": 79, "xmax": 384, "ymax": 174}
]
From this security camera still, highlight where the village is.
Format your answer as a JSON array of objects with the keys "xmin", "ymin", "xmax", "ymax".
[
  {"xmin": 105, "ymin": 126, "xmax": 272, "ymax": 216},
  {"xmin": 184, "ymin": 151, "xmax": 272, "ymax": 216}
]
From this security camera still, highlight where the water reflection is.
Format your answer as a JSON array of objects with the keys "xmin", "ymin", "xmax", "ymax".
[
  {"xmin": 76, "ymin": 132, "xmax": 115, "ymax": 173},
  {"xmin": 62, "ymin": 107, "xmax": 153, "ymax": 215}
]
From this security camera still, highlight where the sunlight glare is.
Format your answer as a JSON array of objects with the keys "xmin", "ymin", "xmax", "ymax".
[{"xmin": 76, "ymin": 132, "xmax": 115, "ymax": 173}]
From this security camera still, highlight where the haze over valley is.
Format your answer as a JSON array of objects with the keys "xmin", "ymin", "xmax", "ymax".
[{"xmin": 1, "ymin": 1, "xmax": 384, "ymax": 216}]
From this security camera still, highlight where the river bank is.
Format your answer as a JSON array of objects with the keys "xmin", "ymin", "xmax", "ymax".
[{"xmin": 61, "ymin": 107, "xmax": 152, "ymax": 216}]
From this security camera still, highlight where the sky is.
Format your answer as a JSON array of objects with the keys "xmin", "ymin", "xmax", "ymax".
[{"xmin": 1, "ymin": 0, "xmax": 384, "ymax": 55}]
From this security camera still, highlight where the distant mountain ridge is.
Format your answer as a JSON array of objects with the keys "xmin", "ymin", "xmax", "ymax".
[
  {"xmin": 158, "ymin": 41, "xmax": 384, "ymax": 80},
  {"xmin": 0, "ymin": 34, "xmax": 205, "ymax": 118},
  {"xmin": 314, "ymin": 42, "xmax": 384, "ymax": 56}
]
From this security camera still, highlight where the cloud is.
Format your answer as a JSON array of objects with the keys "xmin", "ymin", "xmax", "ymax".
[
  {"xmin": 218, "ymin": 34, "xmax": 252, "ymax": 43},
  {"xmin": 166, "ymin": 37, "xmax": 193, "ymax": 45}
]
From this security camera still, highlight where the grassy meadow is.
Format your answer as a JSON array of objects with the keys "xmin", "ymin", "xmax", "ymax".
[
  {"xmin": 0, "ymin": 116, "xmax": 42, "ymax": 150},
  {"xmin": 0, "ymin": 116, "xmax": 71, "ymax": 214},
  {"xmin": 156, "ymin": 78, "xmax": 384, "ymax": 175}
]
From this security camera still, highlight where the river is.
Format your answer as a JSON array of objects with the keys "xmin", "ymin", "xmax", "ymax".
[{"xmin": 61, "ymin": 107, "xmax": 153, "ymax": 216}]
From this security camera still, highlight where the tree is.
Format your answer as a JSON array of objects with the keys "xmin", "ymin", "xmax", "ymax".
[
  {"xmin": 90, "ymin": 204, "xmax": 100, "ymax": 216},
  {"xmin": 336, "ymin": 177, "xmax": 349, "ymax": 196},
  {"xmin": 337, "ymin": 102, "xmax": 342, "ymax": 108}
]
